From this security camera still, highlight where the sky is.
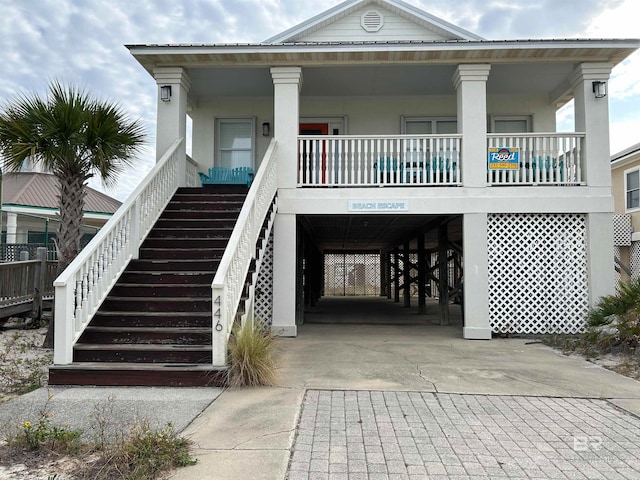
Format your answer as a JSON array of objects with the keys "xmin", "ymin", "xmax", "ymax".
[{"xmin": 1, "ymin": 0, "xmax": 639, "ymax": 201}]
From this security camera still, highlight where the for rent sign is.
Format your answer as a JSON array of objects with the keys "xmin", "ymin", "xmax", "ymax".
[{"xmin": 488, "ymin": 147, "xmax": 519, "ymax": 170}]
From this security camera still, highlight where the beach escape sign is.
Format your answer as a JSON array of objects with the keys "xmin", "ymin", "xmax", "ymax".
[
  {"xmin": 488, "ymin": 147, "xmax": 519, "ymax": 170},
  {"xmin": 348, "ymin": 200, "xmax": 409, "ymax": 212}
]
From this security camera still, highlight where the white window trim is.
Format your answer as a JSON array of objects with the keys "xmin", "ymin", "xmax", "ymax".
[
  {"xmin": 624, "ymin": 166, "xmax": 640, "ymax": 213},
  {"xmin": 489, "ymin": 115, "xmax": 532, "ymax": 133},
  {"xmin": 214, "ymin": 117, "xmax": 256, "ymax": 169},
  {"xmin": 400, "ymin": 116, "xmax": 457, "ymax": 134}
]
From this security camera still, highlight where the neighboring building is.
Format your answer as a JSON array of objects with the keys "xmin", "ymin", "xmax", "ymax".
[
  {"xmin": 48, "ymin": 0, "xmax": 640, "ymax": 385},
  {"xmin": 1, "ymin": 172, "xmax": 121, "ymax": 260},
  {"xmin": 611, "ymin": 143, "xmax": 640, "ymax": 282}
]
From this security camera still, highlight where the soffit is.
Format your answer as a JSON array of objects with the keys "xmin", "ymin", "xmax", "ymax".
[
  {"xmin": 300, "ymin": 214, "xmax": 462, "ymax": 251},
  {"xmin": 185, "ymin": 63, "xmax": 579, "ymax": 99}
]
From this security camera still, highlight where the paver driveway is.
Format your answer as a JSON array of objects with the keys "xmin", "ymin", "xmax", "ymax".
[{"xmin": 288, "ymin": 390, "xmax": 640, "ymax": 480}]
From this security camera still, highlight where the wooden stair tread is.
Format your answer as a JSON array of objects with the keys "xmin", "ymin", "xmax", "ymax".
[
  {"xmin": 105, "ymin": 296, "xmax": 211, "ymax": 301},
  {"xmin": 113, "ymin": 283, "xmax": 211, "ymax": 287},
  {"xmin": 93, "ymin": 311, "xmax": 210, "ymax": 316},
  {"xmin": 74, "ymin": 344, "xmax": 211, "ymax": 351},
  {"xmin": 84, "ymin": 326, "xmax": 211, "ymax": 333},
  {"xmin": 51, "ymin": 362, "xmax": 224, "ymax": 371},
  {"xmin": 139, "ymin": 247, "xmax": 225, "ymax": 251},
  {"xmin": 123, "ymin": 271, "xmax": 215, "ymax": 274}
]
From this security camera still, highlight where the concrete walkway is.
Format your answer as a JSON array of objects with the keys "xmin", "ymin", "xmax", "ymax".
[
  {"xmin": 177, "ymin": 297, "xmax": 640, "ymax": 480},
  {"xmin": 0, "ymin": 386, "xmax": 223, "ymax": 441}
]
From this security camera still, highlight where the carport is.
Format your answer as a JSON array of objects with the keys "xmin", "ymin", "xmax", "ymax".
[{"xmin": 296, "ymin": 214, "xmax": 464, "ymax": 326}]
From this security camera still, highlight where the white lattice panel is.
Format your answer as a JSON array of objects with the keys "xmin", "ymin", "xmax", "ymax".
[
  {"xmin": 488, "ymin": 214, "xmax": 588, "ymax": 334},
  {"xmin": 254, "ymin": 230, "xmax": 274, "ymax": 331},
  {"xmin": 614, "ymin": 245, "xmax": 622, "ymax": 284},
  {"xmin": 613, "ymin": 214, "xmax": 632, "ymax": 246},
  {"xmin": 631, "ymin": 241, "xmax": 640, "ymax": 280}
]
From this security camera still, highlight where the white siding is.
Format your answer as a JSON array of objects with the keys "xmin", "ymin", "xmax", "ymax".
[
  {"xmin": 189, "ymin": 94, "xmax": 556, "ymax": 172},
  {"xmin": 298, "ymin": 6, "xmax": 452, "ymax": 43},
  {"xmin": 488, "ymin": 95, "xmax": 557, "ymax": 132},
  {"xmin": 191, "ymin": 98, "xmax": 273, "ymax": 174}
]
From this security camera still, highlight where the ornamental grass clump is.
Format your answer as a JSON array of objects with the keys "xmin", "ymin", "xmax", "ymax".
[
  {"xmin": 586, "ymin": 277, "xmax": 640, "ymax": 355},
  {"xmin": 228, "ymin": 321, "xmax": 278, "ymax": 387}
]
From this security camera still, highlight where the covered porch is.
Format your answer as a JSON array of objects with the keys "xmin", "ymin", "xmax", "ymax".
[{"xmin": 131, "ymin": 43, "xmax": 624, "ymax": 193}]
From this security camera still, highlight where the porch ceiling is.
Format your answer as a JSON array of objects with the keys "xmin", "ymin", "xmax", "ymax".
[
  {"xmin": 130, "ymin": 38, "xmax": 639, "ymax": 103},
  {"xmin": 299, "ymin": 214, "xmax": 462, "ymax": 252},
  {"xmin": 186, "ymin": 62, "xmax": 577, "ymax": 99}
]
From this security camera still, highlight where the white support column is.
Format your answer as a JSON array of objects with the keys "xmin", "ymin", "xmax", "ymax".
[
  {"xmin": 453, "ymin": 64, "xmax": 491, "ymax": 189},
  {"xmin": 153, "ymin": 67, "xmax": 191, "ymax": 185},
  {"xmin": 586, "ymin": 212, "xmax": 616, "ymax": 306},
  {"xmin": 271, "ymin": 212, "xmax": 297, "ymax": 336},
  {"xmin": 271, "ymin": 67, "xmax": 302, "ymax": 189},
  {"xmin": 6, "ymin": 212, "xmax": 17, "ymax": 244},
  {"xmin": 570, "ymin": 63, "xmax": 613, "ymax": 187},
  {"xmin": 463, "ymin": 213, "xmax": 491, "ymax": 339}
]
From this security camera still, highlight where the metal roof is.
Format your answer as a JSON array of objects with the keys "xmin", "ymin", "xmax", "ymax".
[
  {"xmin": 126, "ymin": 38, "xmax": 640, "ymax": 72},
  {"xmin": 2, "ymin": 172, "xmax": 121, "ymax": 214}
]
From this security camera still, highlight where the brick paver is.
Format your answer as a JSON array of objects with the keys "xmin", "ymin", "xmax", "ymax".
[{"xmin": 287, "ymin": 391, "xmax": 640, "ymax": 480}]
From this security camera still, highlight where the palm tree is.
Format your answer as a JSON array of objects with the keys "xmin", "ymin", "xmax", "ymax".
[
  {"xmin": 0, "ymin": 81, "xmax": 145, "ymax": 272},
  {"xmin": 0, "ymin": 82, "xmax": 145, "ymax": 348}
]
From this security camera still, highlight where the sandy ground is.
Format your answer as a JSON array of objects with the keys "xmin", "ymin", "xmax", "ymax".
[{"xmin": 0, "ymin": 324, "xmax": 68, "ymax": 479}]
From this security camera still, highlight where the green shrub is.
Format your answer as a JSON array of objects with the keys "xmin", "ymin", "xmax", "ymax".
[
  {"xmin": 79, "ymin": 421, "xmax": 196, "ymax": 480},
  {"xmin": 586, "ymin": 277, "xmax": 640, "ymax": 353},
  {"xmin": 228, "ymin": 321, "xmax": 278, "ymax": 387},
  {"xmin": 117, "ymin": 422, "xmax": 196, "ymax": 479},
  {"xmin": 7, "ymin": 418, "xmax": 82, "ymax": 454}
]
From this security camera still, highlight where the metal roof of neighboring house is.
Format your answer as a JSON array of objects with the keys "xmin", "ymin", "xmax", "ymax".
[
  {"xmin": 2, "ymin": 172, "xmax": 121, "ymax": 214},
  {"xmin": 612, "ymin": 142, "xmax": 640, "ymax": 163}
]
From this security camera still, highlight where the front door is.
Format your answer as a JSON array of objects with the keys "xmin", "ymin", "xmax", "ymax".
[{"xmin": 299, "ymin": 123, "xmax": 329, "ymax": 184}]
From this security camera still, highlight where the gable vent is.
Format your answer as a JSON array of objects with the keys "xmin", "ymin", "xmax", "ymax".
[{"xmin": 361, "ymin": 10, "xmax": 384, "ymax": 32}]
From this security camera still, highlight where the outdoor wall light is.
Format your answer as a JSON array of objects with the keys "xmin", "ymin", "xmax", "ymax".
[
  {"xmin": 160, "ymin": 85, "xmax": 172, "ymax": 102},
  {"xmin": 262, "ymin": 122, "xmax": 270, "ymax": 136},
  {"xmin": 592, "ymin": 81, "xmax": 607, "ymax": 99}
]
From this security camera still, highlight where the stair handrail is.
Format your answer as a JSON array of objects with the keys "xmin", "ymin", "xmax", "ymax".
[
  {"xmin": 53, "ymin": 138, "xmax": 185, "ymax": 364},
  {"xmin": 211, "ymin": 138, "xmax": 278, "ymax": 366}
]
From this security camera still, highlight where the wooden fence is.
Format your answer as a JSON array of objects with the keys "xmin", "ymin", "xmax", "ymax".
[{"xmin": 0, "ymin": 247, "xmax": 57, "ymax": 319}]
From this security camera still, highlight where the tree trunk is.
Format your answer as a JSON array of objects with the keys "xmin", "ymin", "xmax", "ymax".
[
  {"xmin": 56, "ymin": 173, "xmax": 87, "ymax": 274},
  {"xmin": 44, "ymin": 172, "xmax": 87, "ymax": 349}
]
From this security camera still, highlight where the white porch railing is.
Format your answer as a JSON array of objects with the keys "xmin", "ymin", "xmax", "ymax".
[
  {"xmin": 186, "ymin": 154, "xmax": 199, "ymax": 187},
  {"xmin": 298, "ymin": 135, "xmax": 462, "ymax": 187},
  {"xmin": 53, "ymin": 138, "xmax": 185, "ymax": 364},
  {"xmin": 487, "ymin": 133, "xmax": 585, "ymax": 185},
  {"xmin": 211, "ymin": 138, "xmax": 279, "ymax": 366}
]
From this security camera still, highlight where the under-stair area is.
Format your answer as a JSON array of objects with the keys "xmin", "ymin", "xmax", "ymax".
[{"xmin": 48, "ymin": 186, "xmax": 248, "ymax": 387}]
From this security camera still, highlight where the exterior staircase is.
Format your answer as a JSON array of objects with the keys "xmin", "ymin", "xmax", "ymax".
[{"xmin": 48, "ymin": 186, "xmax": 248, "ymax": 387}]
